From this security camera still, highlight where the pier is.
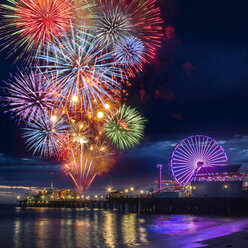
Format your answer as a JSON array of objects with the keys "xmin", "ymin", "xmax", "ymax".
[{"xmin": 18, "ymin": 197, "xmax": 248, "ymax": 216}]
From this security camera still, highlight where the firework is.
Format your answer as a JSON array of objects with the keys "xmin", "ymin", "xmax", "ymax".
[
  {"xmin": 114, "ymin": 36, "xmax": 147, "ymax": 76},
  {"xmin": 23, "ymin": 113, "xmax": 69, "ymax": 157},
  {"xmin": 104, "ymin": 104, "xmax": 145, "ymax": 150},
  {"xmin": 95, "ymin": 0, "xmax": 163, "ymax": 58},
  {"xmin": 95, "ymin": 1, "xmax": 133, "ymax": 46},
  {"xmin": 64, "ymin": 135, "xmax": 114, "ymax": 191},
  {"xmin": 0, "ymin": 0, "xmax": 94, "ymax": 62},
  {"xmin": 39, "ymin": 23, "xmax": 123, "ymax": 113},
  {"xmin": 2, "ymin": 68, "xmax": 54, "ymax": 123}
]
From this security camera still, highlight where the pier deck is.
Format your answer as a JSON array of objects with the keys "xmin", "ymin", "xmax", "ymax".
[{"xmin": 18, "ymin": 197, "xmax": 248, "ymax": 216}]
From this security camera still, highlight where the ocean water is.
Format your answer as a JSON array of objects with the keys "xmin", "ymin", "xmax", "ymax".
[{"xmin": 0, "ymin": 205, "xmax": 248, "ymax": 248}]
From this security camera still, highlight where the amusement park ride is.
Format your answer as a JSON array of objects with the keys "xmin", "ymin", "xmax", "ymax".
[{"xmin": 154, "ymin": 135, "xmax": 248, "ymax": 193}]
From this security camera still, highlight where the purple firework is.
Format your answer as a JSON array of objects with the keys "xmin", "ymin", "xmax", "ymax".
[
  {"xmin": 170, "ymin": 135, "xmax": 228, "ymax": 186},
  {"xmin": 2, "ymin": 68, "xmax": 54, "ymax": 123}
]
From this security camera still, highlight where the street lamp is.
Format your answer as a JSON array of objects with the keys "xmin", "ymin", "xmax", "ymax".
[{"xmin": 130, "ymin": 187, "xmax": 134, "ymax": 192}]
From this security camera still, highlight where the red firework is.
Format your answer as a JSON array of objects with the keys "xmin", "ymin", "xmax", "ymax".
[
  {"xmin": 15, "ymin": 0, "xmax": 73, "ymax": 45},
  {"xmin": 0, "ymin": 0, "xmax": 74, "ymax": 61}
]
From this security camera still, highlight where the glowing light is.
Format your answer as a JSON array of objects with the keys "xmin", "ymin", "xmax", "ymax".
[
  {"xmin": 97, "ymin": 112, "xmax": 104, "ymax": 119},
  {"xmin": 51, "ymin": 115, "xmax": 57, "ymax": 123},
  {"xmin": 107, "ymin": 187, "xmax": 112, "ymax": 192},
  {"xmin": 104, "ymin": 104, "xmax": 110, "ymax": 109},
  {"xmin": 130, "ymin": 187, "xmax": 134, "ymax": 191},
  {"xmin": 71, "ymin": 95, "xmax": 79, "ymax": 103}
]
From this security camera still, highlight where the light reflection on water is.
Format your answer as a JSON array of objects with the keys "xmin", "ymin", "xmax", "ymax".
[{"xmin": 0, "ymin": 205, "xmax": 247, "ymax": 248}]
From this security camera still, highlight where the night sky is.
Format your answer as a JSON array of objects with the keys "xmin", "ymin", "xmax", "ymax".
[{"xmin": 1, "ymin": 0, "xmax": 248, "ymax": 202}]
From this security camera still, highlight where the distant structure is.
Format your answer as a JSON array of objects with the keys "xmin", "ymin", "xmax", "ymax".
[
  {"xmin": 170, "ymin": 135, "xmax": 228, "ymax": 186},
  {"xmin": 50, "ymin": 172, "xmax": 54, "ymax": 189},
  {"xmin": 157, "ymin": 164, "xmax": 163, "ymax": 192}
]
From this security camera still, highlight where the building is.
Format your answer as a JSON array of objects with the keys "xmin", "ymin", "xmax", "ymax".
[{"xmin": 191, "ymin": 181, "xmax": 248, "ymax": 198}]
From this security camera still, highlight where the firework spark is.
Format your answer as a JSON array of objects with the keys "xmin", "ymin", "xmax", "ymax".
[
  {"xmin": 2, "ymin": 68, "xmax": 54, "ymax": 123},
  {"xmin": 23, "ymin": 113, "xmax": 69, "ymax": 157},
  {"xmin": 104, "ymin": 104, "xmax": 145, "ymax": 150},
  {"xmin": 39, "ymin": 23, "xmax": 123, "ymax": 113}
]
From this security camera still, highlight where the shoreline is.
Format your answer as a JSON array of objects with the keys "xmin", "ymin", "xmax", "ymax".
[{"xmin": 199, "ymin": 229, "xmax": 248, "ymax": 247}]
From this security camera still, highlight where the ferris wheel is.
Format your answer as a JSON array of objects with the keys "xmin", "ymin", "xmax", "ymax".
[{"xmin": 170, "ymin": 135, "xmax": 228, "ymax": 185}]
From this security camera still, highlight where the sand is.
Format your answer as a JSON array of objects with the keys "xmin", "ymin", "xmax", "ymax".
[{"xmin": 199, "ymin": 229, "xmax": 248, "ymax": 247}]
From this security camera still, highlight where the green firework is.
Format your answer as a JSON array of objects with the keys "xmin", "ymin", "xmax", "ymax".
[{"xmin": 104, "ymin": 104, "xmax": 146, "ymax": 150}]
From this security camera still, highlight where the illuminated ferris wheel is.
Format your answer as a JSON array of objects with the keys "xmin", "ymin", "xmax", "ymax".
[{"xmin": 170, "ymin": 135, "xmax": 228, "ymax": 185}]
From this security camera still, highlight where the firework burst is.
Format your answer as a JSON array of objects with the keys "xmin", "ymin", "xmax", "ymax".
[
  {"xmin": 64, "ymin": 133, "xmax": 114, "ymax": 191},
  {"xmin": 0, "ymin": 0, "xmax": 94, "ymax": 62},
  {"xmin": 2, "ymin": 68, "xmax": 54, "ymax": 123},
  {"xmin": 39, "ymin": 23, "xmax": 123, "ymax": 112},
  {"xmin": 23, "ymin": 113, "xmax": 69, "ymax": 157},
  {"xmin": 114, "ymin": 36, "xmax": 147, "ymax": 76},
  {"xmin": 104, "ymin": 104, "xmax": 145, "ymax": 150},
  {"xmin": 95, "ymin": 1, "xmax": 133, "ymax": 46}
]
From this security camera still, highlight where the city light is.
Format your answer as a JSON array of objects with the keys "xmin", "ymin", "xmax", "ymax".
[
  {"xmin": 130, "ymin": 187, "xmax": 134, "ymax": 191},
  {"xmin": 107, "ymin": 187, "xmax": 112, "ymax": 192}
]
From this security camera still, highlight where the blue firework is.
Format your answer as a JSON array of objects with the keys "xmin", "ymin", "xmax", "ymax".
[
  {"xmin": 39, "ymin": 23, "xmax": 124, "ymax": 112},
  {"xmin": 23, "ymin": 113, "xmax": 70, "ymax": 157},
  {"xmin": 114, "ymin": 36, "xmax": 146, "ymax": 74}
]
